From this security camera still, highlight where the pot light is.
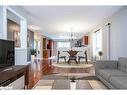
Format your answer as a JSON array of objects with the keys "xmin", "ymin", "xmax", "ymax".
[{"xmin": 28, "ymin": 25, "xmax": 40, "ymax": 30}]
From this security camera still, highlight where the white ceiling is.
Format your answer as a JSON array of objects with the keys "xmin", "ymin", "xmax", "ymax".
[{"xmin": 21, "ymin": 6, "xmax": 122, "ymax": 40}]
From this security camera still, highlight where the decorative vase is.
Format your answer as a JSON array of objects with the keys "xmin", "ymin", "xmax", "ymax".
[{"xmin": 31, "ymin": 55, "xmax": 35, "ymax": 61}]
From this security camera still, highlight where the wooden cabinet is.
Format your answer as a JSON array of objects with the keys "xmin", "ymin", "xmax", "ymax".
[
  {"xmin": 43, "ymin": 38, "xmax": 54, "ymax": 58},
  {"xmin": 83, "ymin": 36, "xmax": 89, "ymax": 45},
  {"xmin": 43, "ymin": 49, "xmax": 50, "ymax": 58},
  {"xmin": 43, "ymin": 38, "xmax": 47, "ymax": 49}
]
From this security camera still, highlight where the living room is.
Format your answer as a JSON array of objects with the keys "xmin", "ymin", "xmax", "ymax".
[{"xmin": 0, "ymin": 3, "xmax": 127, "ymax": 92}]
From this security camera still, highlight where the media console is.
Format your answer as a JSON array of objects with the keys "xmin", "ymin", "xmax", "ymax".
[{"xmin": 0, "ymin": 65, "xmax": 27, "ymax": 89}]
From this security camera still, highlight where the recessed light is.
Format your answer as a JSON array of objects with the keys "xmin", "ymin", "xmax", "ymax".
[{"xmin": 28, "ymin": 25, "xmax": 40, "ymax": 30}]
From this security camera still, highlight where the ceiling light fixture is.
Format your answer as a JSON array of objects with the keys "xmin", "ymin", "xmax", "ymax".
[
  {"xmin": 28, "ymin": 25, "xmax": 40, "ymax": 30},
  {"xmin": 69, "ymin": 26, "xmax": 77, "ymax": 49}
]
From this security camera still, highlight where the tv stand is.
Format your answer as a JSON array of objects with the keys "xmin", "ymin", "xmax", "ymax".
[
  {"xmin": 2, "ymin": 67, "xmax": 13, "ymax": 72},
  {"xmin": 0, "ymin": 65, "xmax": 27, "ymax": 89}
]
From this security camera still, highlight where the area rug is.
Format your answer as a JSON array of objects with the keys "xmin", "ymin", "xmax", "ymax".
[
  {"xmin": 52, "ymin": 62, "xmax": 93, "ymax": 68},
  {"xmin": 41, "ymin": 74, "xmax": 68, "ymax": 80}
]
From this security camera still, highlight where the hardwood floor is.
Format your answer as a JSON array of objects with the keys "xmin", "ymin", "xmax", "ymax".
[
  {"xmin": 26, "ymin": 59, "xmax": 55, "ymax": 89},
  {"xmin": 26, "ymin": 60, "xmax": 42, "ymax": 89}
]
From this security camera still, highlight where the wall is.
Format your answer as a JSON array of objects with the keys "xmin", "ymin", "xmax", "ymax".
[
  {"xmin": 109, "ymin": 7, "xmax": 127, "ymax": 60},
  {"xmin": 87, "ymin": 32, "xmax": 93, "ymax": 60},
  {"xmin": 0, "ymin": 6, "xmax": 7, "ymax": 39},
  {"xmin": 7, "ymin": 19, "xmax": 21, "ymax": 47},
  {"xmin": 53, "ymin": 41, "xmax": 57, "ymax": 56},
  {"xmin": 0, "ymin": 6, "xmax": 3, "ymax": 39},
  {"xmin": 89, "ymin": 7, "xmax": 127, "ymax": 60}
]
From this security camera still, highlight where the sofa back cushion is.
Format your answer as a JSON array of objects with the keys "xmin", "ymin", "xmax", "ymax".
[{"xmin": 118, "ymin": 57, "xmax": 127, "ymax": 72}]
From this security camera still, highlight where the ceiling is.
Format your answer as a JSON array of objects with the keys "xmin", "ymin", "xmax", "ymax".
[{"xmin": 21, "ymin": 6, "xmax": 122, "ymax": 40}]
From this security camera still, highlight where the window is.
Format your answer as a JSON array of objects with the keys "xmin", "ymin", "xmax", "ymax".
[
  {"xmin": 57, "ymin": 42, "xmax": 70, "ymax": 48},
  {"xmin": 93, "ymin": 29, "xmax": 102, "ymax": 60}
]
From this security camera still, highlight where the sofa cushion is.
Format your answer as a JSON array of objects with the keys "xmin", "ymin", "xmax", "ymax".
[
  {"xmin": 97, "ymin": 69, "xmax": 127, "ymax": 82},
  {"xmin": 118, "ymin": 57, "xmax": 127, "ymax": 72},
  {"xmin": 110, "ymin": 76, "xmax": 127, "ymax": 89}
]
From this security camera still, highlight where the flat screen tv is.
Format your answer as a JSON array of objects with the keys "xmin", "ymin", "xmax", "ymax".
[{"xmin": 0, "ymin": 39, "xmax": 15, "ymax": 68}]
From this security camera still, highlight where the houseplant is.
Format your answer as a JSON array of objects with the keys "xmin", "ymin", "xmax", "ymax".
[
  {"xmin": 70, "ymin": 76, "xmax": 76, "ymax": 82},
  {"xmin": 98, "ymin": 51, "xmax": 103, "ymax": 60},
  {"xmin": 30, "ymin": 49, "xmax": 36, "ymax": 61}
]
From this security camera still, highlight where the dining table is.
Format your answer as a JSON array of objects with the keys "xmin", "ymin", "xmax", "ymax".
[{"xmin": 63, "ymin": 50, "xmax": 81, "ymax": 64}]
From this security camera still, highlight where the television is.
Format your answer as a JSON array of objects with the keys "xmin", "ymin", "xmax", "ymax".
[{"xmin": 0, "ymin": 39, "xmax": 15, "ymax": 68}]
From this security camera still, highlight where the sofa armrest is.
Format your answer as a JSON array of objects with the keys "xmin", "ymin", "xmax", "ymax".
[{"xmin": 95, "ymin": 61, "xmax": 118, "ymax": 70}]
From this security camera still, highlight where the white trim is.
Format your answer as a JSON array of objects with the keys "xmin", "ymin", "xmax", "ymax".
[
  {"xmin": 6, "ymin": 6, "xmax": 27, "ymax": 50},
  {"xmin": 106, "ymin": 24, "xmax": 110, "ymax": 60},
  {"xmin": 7, "ymin": 6, "xmax": 25, "ymax": 20},
  {"xmin": 0, "ymin": 6, "xmax": 7, "ymax": 39},
  {"xmin": 5, "ymin": 6, "xmax": 28, "ymax": 64}
]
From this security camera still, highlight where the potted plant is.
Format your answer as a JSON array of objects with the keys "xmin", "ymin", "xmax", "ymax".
[
  {"xmin": 30, "ymin": 49, "xmax": 36, "ymax": 61},
  {"xmin": 98, "ymin": 51, "xmax": 103, "ymax": 60},
  {"xmin": 70, "ymin": 76, "xmax": 76, "ymax": 82}
]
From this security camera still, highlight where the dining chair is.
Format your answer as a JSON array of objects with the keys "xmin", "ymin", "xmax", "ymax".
[
  {"xmin": 78, "ymin": 50, "xmax": 88, "ymax": 63},
  {"xmin": 57, "ymin": 51, "xmax": 66, "ymax": 63}
]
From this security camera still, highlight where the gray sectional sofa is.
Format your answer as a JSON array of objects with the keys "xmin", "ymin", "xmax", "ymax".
[{"xmin": 95, "ymin": 57, "xmax": 127, "ymax": 89}]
